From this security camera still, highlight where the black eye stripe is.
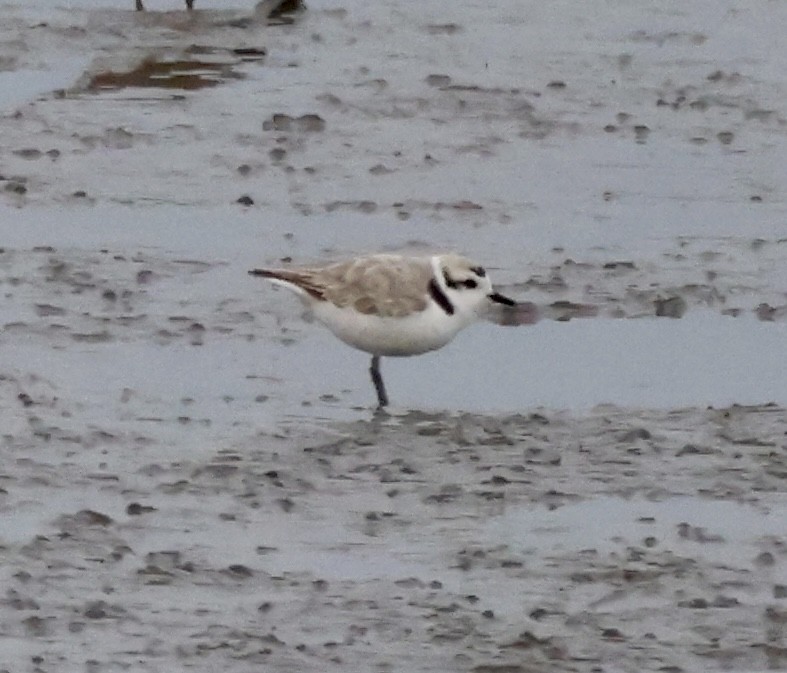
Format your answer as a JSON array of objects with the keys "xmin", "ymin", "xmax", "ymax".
[
  {"xmin": 443, "ymin": 269, "xmax": 459, "ymax": 289},
  {"xmin": 444, "ymin": 267, "xmax": 486, "ymax": 290}
]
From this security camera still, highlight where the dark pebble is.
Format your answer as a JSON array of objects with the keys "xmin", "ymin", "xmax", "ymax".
[
  {"xmin": 226, "ymin": 564, "xmax": 253, "ymax": 578},
  {"xmin": 136, "ymin": 269, "xmax": 154, "ymax": 284},
  {"xmin": 654, "ymin": 295, "xmax": 687, "ymax": 318},
  {"xmin": 5, "ymin": 182, "xmax": 27, "ymax": 194},
  {"xmin": 277, "ymin": 498, "xmax": 294, "ymax": 512},
  {"xmin": 755, "ymin": 551, "xmax": 775, "ymax": 566},
  {"xmin": 126, "ymin": 502, "xmax": 156, "ymax": 516},
  {"xmin": 84, "ymin": 602, "xmax": 107, "ymax": 619}
]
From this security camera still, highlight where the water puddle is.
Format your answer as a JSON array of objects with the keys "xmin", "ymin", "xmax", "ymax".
[
  {"xmin": 379, "ymin": 312, "xmax": 787, "ymax": 412},
  {"xmin": 488, "ymin": 496, "xmax": 787, "ymax": 569},
  {"xmin": 86, "ymin": 46, "xmax": 266, "ymax": 92},
  {"xmin": 0, "ymin": 58, "xmax": 90, "ymax": 110}
]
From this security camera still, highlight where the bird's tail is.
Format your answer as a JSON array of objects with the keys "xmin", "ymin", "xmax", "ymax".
[{"xmin": 248, "ymin": 267, "xmax": 324, "ymax": 300}]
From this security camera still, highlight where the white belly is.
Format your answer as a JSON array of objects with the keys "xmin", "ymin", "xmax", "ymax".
[{"xmin": 311, "ymin": 300, "xmax": 474, "ymax": 357}]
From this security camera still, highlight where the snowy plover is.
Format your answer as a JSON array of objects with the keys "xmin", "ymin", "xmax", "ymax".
[
  {"xmin": 136, "ymin": 0, "xmax": 195, "ymax": 9},
  {"xmin": 135, "ymin": 0, "xmax": 294, "ymax": 13},
  {"xmin": 249, "ymin": 253, "xmax": 515, "ymax": 408}
]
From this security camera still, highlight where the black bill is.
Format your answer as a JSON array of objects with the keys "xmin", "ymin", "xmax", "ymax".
[{"xmin": 488, "ymin": 292, "xmax": 516, "ymax": 306}]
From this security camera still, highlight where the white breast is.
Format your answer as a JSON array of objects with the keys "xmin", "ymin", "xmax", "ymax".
[{"xmin": 311, "ymin": 299, "xmax": 476, "ymax": 357}]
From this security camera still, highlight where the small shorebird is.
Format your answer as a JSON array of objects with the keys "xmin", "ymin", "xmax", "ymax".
[
  {"xmin": 136, "ymin": 0, "xmax": 195, "ymax": 8},
  {"xmin": 250, "ymin": 253, "xmax": 515, "ymax": 408},
  {"xmin": 134, "ymin": 0, "xmax": 296, "ymax": 12}
]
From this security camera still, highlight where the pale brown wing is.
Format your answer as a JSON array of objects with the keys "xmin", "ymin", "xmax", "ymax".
[
  {"xmin": 252, "ymin": 255, "xmax": 434, "ymax": 318},
  {"xmin": 319, "ymin": 255, "xmax": 433, "ymax": 317},
  {"xmin": 248, "ymin": 268, "xmax": 327, "ymax": 300}
]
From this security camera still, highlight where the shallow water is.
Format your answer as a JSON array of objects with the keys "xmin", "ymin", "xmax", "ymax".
[
  {"xmin": 1, "ymin": 1, "xmax": 786, "ymax": 671},
  {"xmin": 491, "ymin": 495, "xmax": 787, "ymax": 567},
  {"xmin": 4, "ymin": 308, "xmax": 785, "ymax": 423}
]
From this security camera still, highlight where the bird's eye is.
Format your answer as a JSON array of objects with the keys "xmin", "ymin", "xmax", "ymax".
[{"xmin": 464, "ymin": 279, "xmax": 478, "ymax": 289}]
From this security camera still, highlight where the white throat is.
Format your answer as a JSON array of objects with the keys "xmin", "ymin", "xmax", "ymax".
[
  {"xmin": 429, "ymin": 255, "xmax": 483, "ymax": 324},
  {"xmin": 429, "ymin": 255, "xmax": 446, "ymax": 290}
]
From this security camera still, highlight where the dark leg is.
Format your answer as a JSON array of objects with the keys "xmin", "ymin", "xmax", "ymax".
[
  {"xmin": 135, "ymin": 0, "xmax": 144, "ymax": 10},
  {"xmin": 369, "ymin": 355, "xmax": 389, "ymax": 408},
  {"xmin": 186, "ymin": 0, "xmax": 195, "ymax": 8}
]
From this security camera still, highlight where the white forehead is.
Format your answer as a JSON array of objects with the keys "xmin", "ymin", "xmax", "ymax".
[{"xmin": 439, "ymin": 253, "xmax": 483, "ymax": 275}]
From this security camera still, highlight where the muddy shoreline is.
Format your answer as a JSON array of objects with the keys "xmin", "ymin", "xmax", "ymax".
[{"xmin": 1, "ymin": 1, "xmax": 786, "ymax": 671}]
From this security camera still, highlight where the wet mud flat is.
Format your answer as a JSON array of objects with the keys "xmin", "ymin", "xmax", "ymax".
[
  {"xmin": 1, "ymin": 242, "xmax": 786, "ymax": 672},
  {"xmin": 1, "ymin": 0, "xmax": 786, "ymax": 671},
  {"xmin": 1, "ymin": 378, "xmax": 787, "ymax": 672}
]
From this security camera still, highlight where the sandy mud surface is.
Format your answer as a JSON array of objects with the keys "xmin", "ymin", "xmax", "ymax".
[{"xmin": 1, "ymin": 1, "xmax": 786, "ymax": 671}]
